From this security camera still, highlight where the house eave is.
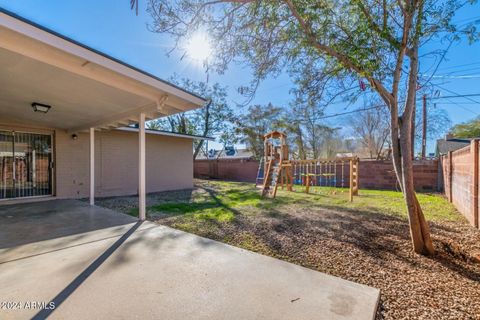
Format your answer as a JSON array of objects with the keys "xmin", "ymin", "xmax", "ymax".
[{"xmin": 117, "ymin": 127, "xmax": 215, "ymax": 141}]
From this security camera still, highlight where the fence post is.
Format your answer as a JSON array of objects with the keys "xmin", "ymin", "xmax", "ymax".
[
  {"xmin": 349, "ymin": 159, "xmax": 354, "ymax": 202},
  {"xmin": 448, "ymin": 151, "xmax": 453, "ymax": 202},
  {"xmin": 471, "ymin": 139, "xmax": 479, "ymax": 228}
]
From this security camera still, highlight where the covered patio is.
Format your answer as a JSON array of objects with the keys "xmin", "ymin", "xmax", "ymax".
[
  {"xmin": 0, "ymin": 200, "xmax": 380, "ymax": 319},
  {"xmin": 0, "ymin": 8, "xmax": 206, "ymax": 216}
]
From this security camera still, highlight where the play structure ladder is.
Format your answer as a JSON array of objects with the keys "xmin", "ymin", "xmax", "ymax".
[
  {"xmin": 262, "ymin": 159, "xmax": 281, "ymax": 198},
  {"xmin": 255, "ymin": 157, "xmax": 265, "ymax": 187}
]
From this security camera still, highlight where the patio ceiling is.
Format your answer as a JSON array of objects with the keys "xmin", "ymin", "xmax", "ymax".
[{"xmin": 0, "ymin": 9, "xmax": 206, "ymax": 132}]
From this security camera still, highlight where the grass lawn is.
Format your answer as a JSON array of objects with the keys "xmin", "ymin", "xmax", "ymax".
[{"xmin": 96, "ymin": 179, "xmax": 480, "ymax": 320}]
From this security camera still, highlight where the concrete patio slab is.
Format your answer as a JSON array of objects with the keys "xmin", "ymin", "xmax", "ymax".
[{"xmin": 0, "ymin": 200, "xmax": 380, "ymax": 320}]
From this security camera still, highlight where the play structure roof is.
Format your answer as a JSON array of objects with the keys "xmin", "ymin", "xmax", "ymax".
[{"xmin": 264, "ymin": 131, "xmax": 287, "ymax": 139}]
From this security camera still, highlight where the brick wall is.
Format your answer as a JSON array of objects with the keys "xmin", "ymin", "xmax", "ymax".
[
  {"xmin": 194, "ymin": 158, "xmax": 439, "ymax": 191},
  {"xmin": 441, "ymin": 140, "xmax": 479, "ymax": 228},
  {"xmin": 55, "ymin": 129, "xmax": 194, "ymax": 198},
  {"xmin": 359, "ymin": 159, "xmax": 439, "ymax": 191},
  {"xmin": 451, "ymin": 147, "xmax": 471, "ymax": 220},
  {"xmin": 194, "ymin": 158, "xmax": 259, "ymax": 182}
]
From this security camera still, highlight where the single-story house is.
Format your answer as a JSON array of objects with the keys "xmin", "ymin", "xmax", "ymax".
[
  {"xmin": 0, "ymin": 8, "xmax": 210, "ymax": 219},
  {"xmin": 435, "ymin": 135, "xmax": 471, "ymax": 156}
]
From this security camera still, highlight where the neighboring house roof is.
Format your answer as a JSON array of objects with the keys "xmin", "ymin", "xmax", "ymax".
[
  {"xmin": 118, "ymin": 127, "xmax": 214, "ymax": 141},
  {"xmin": 336, "ymin": 152, "xmax": 354, "ymax": 158},
  {"xmin": 197, "ymin": 148, "xmax": 254, "ymax": 160},
  {"xmin": 436, "ymin": 138, "xmax": 471, "ymax": 155}
]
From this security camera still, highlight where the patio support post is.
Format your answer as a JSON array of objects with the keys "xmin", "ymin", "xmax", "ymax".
[
  {"xmin": 89, "ymin": 127, "xmax": 95, "ymax": 205},
  {"xmin": 139, "ymin": 113, "xmax": 146, "ymax": 220}
]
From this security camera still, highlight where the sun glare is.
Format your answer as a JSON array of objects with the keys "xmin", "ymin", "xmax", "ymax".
[{"xmin": 185, "ymin": 32, "xmax": 212, "ymax": 64}]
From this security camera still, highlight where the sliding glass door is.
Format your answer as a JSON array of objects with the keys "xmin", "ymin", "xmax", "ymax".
[{"xmin": 0, "ymin": 130, "xmax": 53, "ymax": 199}]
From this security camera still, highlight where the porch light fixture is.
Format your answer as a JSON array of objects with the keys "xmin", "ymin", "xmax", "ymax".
[{"xmin": 31, "ymin": 102, "xmax": 51, "ymax": 114}]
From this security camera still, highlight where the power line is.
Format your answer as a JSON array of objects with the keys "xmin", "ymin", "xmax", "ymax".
[
  {"xmin": 435, "ymin": 60, "xmax": 480, "ymax": 72},
  {"xmin": 442, "ymin": 98, "xmax": 479, "ymax": 115},
  {"xmin": 310, "ymin": 92, "xmax": 480, "ymax": 121},
  {"xmin": 434, "ymin": 85, "xmax": 480, "ymax": 104},
  {"xmin": 316, "ymin": 104, "xmax": 385, "ymax": 120},
  {"xmin": 433, "ymin": 102, "xmax": 480, "ymax": 105},
  {"xmin": 438, "ymin": 66, "xmax": 480, "ymax": 75},
  {"xmin": 428, "ymin": 74, "xmax": 480, "ymax": 79},
  {"xmin": 453, "ymin": 15, "xmax": 480, "ymax": 25},
  {"xmin": 430, "ymin": 93, "xmax": 480, "ymax": 100},
  {"xmin": 418, "ymin": 14, "xmax": 480, "ymax": 83}
]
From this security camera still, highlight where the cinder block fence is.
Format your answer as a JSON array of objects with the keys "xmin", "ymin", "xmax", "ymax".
[
  {"xmin": 194, "ymin": 158, "xmax": 439, "ymax": 191},
  {"xmin": 195, "ymin": 151, "xmax": 480, "ymax": 229},
  {"xmin": 441, "ymin": 140, "xmax": 479, "ymax": 228},
  {"xmin": 194, "ymin": 158, "xmax": 259, "ymax": 182}
]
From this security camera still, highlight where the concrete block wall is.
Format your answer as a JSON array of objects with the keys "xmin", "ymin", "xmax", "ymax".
[
  {"xmin": 451, "ymin": 147, "xmax": 471, "ymax": 221},
  {"xmin": 441, "ymin": 140, "xmax": 479, "ymax": 228},
  {"xmin": 56, "ymin": 130, "xmax": 193, "ymax": 198},
  {"xmin": 359, "ymin": 159, "xmax": 438, "ymax": 191},
  {"xmin": 194, "ymin": 158, "xmax": 259, "ymax": 182},
  {"xmin": 194, "ymin": 158, "xmax": 439, "ymax": 191}
]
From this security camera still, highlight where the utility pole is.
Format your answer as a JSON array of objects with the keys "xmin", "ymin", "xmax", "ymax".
[{"xmin": 421, "ymin": 94, "xmax": 427, "ymax": 159}]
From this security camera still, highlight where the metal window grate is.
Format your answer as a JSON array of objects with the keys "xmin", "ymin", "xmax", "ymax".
[{"xmin": 0, "ymin": 130, "xmax": 52, "ymax": 199}]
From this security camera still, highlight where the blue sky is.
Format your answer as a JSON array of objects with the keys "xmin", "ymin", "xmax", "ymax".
[{"xmin": 1, "ymin": 1, "xmax": 479, "ymax": 153}]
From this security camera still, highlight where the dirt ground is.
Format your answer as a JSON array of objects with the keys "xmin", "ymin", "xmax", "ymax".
[{"xmin": 95, "ymin": 180, "xmax": 480, "ymax": 320}]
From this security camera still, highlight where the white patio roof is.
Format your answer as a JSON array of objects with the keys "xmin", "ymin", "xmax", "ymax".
[{"xmin": 0, "ymin": 8, "xmax": 206, "ymax": 133}]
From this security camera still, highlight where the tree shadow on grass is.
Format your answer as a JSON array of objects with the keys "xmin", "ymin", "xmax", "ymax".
[{"xmin": 149, "ymin": 186, "xmax": 249, "ymax": 234}]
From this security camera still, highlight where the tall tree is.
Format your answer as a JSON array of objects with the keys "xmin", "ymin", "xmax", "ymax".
[
  {"xmin": 348, "ymin": 104, "xmax": 391, "ymax": 159},
  {"xmin": 320, "ymin": 127, "xmax": 344, "ymax": 159},
  {"xmin": 450, "ymin": 117, "xmax": 480, "ymax": 138},
  {"xmin": 292, "ymin": 104, "xmax": 331, "ymax": 159},
  {"xmin": 235, "ymin": 104, "xmax": 283, "ymax": 159},
  {"xmin": 143, "ymin": 0, "xmax": 478, "ymax": 254},
  {"xmin": 281, "ymin": 119, "xmax": 307, "ymax": 160},
  {"xmin": 148, "ymin": 78, "xmax": 234, "ymax": 159}
]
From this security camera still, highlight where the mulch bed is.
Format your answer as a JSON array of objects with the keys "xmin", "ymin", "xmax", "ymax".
[{"xmin": 96, "ymin": 187, "xmax": 480, "ymax": 319}]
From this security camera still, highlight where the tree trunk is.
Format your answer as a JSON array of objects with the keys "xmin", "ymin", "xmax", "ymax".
[
  {"xmin": 389, "ymin": 102, "xmax": 434, "ymax": 255},
  {"xmin": 294, "ymin": 123, "xmax": 307, "ymax": 159},
  {"xmin": 193, "ymin": 101, "xmax": 211, "ymax": 160},
  {"xmin": 411, "ymin": 101, "xmax": 416, "ymax": 159},
  {"xmin": 193, "ymin": 140, "xmax": 204, "ymax": 160},
  {"xmin": 395, "ymin": 120, "xmax": 434, "ymax": 255},
  {"xmin": 386, "ymin": 23, "xmax": 434, "ymax": 255}
]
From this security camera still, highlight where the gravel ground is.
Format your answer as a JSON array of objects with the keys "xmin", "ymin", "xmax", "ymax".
[{"xmin": 95, "ymin": 181, "xmax": 480, "ymax": 320}]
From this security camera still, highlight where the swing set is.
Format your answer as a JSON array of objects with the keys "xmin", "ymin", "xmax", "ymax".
[
  {"xmin": 290, "ymin": 158, "xmax": 359, "ymax": 201},
  {"xmin": 258, "ymin": 131, "xmax": 359, "ymax": 201}
]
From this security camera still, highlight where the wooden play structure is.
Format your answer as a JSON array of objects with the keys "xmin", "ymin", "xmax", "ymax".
[
  {"xmin": 256, "ymin": 131, "xmax": 294, "ymax": 198},
  {"xmin": 257, "ymin": 131, "xmax": 359, "ymax": 201}
]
